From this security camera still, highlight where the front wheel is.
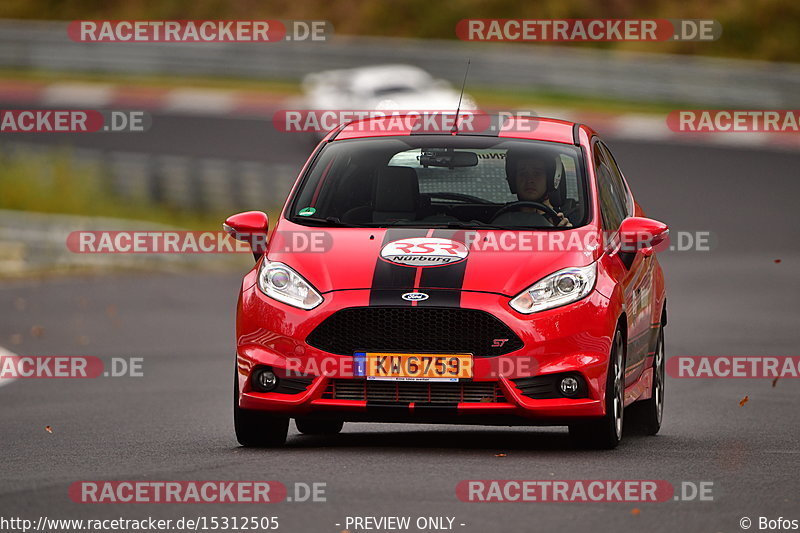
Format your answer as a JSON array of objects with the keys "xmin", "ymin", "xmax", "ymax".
[
  {"xmin": 234, "ymin": 366, "xmax": 289, "ymax": 447},
  {"xmin": 569, "ymin": 328, "xmax": 625, "ymax": 450},
  {"xmin": 628, "ymin": 326, "xmax": 665, "ymax": 435}
]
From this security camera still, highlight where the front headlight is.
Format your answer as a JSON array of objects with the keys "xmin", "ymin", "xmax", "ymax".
[
  {"xmin": 257, "ymin": 261, "xmax": 323, "ymax": 310},
  {"xmin": 509, "ymin": 263, "xmax": 597, "ymax": 314}
]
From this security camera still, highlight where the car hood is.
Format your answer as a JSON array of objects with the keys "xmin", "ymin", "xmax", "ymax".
[{"xmin": 267, "ymin": 224, "xmax": 602, "ymax": 297}]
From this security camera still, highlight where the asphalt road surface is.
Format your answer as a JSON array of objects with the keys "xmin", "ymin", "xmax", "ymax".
[{"xmin": 1, "ymin": 109, "xmax": 799, "ymax": 533}]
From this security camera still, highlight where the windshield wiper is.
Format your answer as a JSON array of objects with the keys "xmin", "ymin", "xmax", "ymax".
[
  {"xmin": 365, "ymin": 220, "xmax": 508, "ymax": 230},
  {"xmin": 292, "ymin": 216, "xmax": 359, "ymax": 227},
  {"xmin": 324, "ymin": 219, "xmax": 551, "ymax": 230},
  {"xmin": 435, "ymin": 221, "xmax": 508, "ymax": 230}
]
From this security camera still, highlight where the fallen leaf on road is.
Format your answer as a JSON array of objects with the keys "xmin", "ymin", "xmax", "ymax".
[
  {"xmin": 773, "ymin": 259, "xmax": 782, "ymax": 263},
  {"xmin": 495, "ymin": 453, "xmax": 507, "ymax": 457},
  {"xmin": 739, "ymin": 396, "xmax": 749, "ymax": 407},
  {"xmin": 76, "ymin": 335, "xmax": 90, "ymax": 346},
  {"xmin": 631, "ymin": 508, "xmax": 641, "ymax": 515},
  {"xmin": 45, "ymin": 426, "xmax": 53, "ymax": 433},
  {"xmin": 772, "ymin": 377, "xmax": 780, "ymax": 388},
  {"xmin": 30, "ymin": 325, "xmax": 44, "ymax": 338}
]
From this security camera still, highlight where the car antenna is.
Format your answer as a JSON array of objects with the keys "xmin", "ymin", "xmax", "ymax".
[{"xmin": 451, "ymin": 58, "xmax": 471, "ymax": 134}]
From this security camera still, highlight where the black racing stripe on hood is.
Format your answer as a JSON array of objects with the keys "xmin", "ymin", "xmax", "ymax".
[
  {"xmin": 369, "ymin": 228, "xmax": 428, "ymax": 306},
  {"xmin": 369, "ymin": 289, "xmax": 420, "ymax": 306},
  {"xmin": 416, "ymin": 229, "xmax": 468, "ymax": 307}
]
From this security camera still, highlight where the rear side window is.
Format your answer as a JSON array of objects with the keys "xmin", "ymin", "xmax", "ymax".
[
  {"xmin": 593, "ymin": 142, "xmax": 628, "ymax": 231},
  {"xmin": 598, "ymin": 142, "xmax": 633, "ymax": 216}
]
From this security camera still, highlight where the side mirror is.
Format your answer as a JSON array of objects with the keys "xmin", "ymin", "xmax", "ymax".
[
  {"xmin": 223, "ymin": 211, "xmax": 269, "ymax": 261},
  {"xmin": 617, "ymin": 217, "xmax": 669, "ymax": 257}
]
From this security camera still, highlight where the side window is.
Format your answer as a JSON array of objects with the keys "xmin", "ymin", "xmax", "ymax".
[
  {"xmin": 593, "ymin": 142, "xmax": 627, "ymax": 231},
  {"xmin": 598, "ymin": 142, "xmax": 633, "ymax": 217}
]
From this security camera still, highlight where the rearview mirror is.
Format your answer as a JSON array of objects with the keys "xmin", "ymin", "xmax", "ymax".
[
  {"xmin": 419, "ymin": 149, "xmax": 478, "ymax": 168},
  {"xmin": 618, "ymin": 217, "xmax": 669, "ymax": 257},
  {"xmin": 223, "ymin": 211, "xmax": 269, "ymax": 260}
]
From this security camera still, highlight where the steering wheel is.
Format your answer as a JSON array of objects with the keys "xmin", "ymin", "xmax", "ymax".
[{"xmin": 490, "ymin": 201, "xmax": 562, "ymax": 224}]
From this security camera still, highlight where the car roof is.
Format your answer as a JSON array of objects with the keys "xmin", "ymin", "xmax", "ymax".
[{"xmin": 328, "ymin": 114, "xmax": 597, "ymax": 144}]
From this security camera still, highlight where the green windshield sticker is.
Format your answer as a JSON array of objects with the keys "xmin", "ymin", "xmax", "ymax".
[{"xmin": 298, "ymin": 207, "xmax": 316, "ymax": 216}]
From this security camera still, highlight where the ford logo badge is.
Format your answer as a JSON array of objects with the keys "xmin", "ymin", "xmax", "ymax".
[{"xmin": 402, "ymin": 292, "xmax": 429, "ymax": 302}]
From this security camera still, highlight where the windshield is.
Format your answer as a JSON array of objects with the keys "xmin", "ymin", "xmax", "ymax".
[
  {"xmin": 372, "ymin": 85, "xmax": 420, "ymax": 97},
  {"xmin": 288, "ymin": 136, "xmax": 588, "ymax": 229}
]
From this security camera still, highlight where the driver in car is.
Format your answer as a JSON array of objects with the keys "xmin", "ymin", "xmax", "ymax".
[{"xmin": 497, "ymin": 150, "xmax": 572, "ymax": 228}]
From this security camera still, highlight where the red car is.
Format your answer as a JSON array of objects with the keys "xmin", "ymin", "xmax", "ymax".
[{"xmin": 225, "ymin": 114, "xmax": 668, "ymax": 449}]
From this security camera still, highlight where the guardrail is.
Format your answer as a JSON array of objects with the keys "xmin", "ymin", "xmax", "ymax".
[
  {"xmin": 0, "ymin": 141, "xmax": 299, "ymax": 213},
  {"xmin": 0, "ymin": 208, "xmax": 257, "ymax": 276},
  {"xmin": 1, "ymin": 20, "xmax": 799, "ymax": 107},
  {"xmin": 0, "ymin": 141, "xmax": 296, "ymax": 275}
]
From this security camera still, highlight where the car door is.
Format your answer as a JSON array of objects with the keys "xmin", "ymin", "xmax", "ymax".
[
  {"xmin": 600, "ymin": 142, "xmax": 659, "ymax": 382},
  {"xmin": 593, "ymin": 140, "xmax": 651, "ymax": 386}
]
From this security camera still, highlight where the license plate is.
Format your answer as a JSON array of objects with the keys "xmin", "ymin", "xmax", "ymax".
[{"xmin": 353, "ymin": 352, "xmax": 473, "ymax": 381}]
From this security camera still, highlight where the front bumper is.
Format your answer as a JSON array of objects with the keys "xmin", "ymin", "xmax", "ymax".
[{"xmin": 236, "ymin": 286, "xmax": 618, "ymax": 425}]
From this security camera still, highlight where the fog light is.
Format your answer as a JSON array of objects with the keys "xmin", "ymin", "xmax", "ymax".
[
  {"xmin": 559, "ymin": 376, "xmax": 580, "ymax": 396},
  {"xmin": 252, "ymin": 368, "xmax": 278, "ymax": 392}
]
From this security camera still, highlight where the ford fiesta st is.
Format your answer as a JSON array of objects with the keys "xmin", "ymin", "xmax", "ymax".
[{"xmin": 225, "ymin": 114, "xmax": 668, "ymax": 449}]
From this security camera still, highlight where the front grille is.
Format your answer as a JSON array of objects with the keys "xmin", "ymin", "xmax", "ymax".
[
  {"xmin": 306, "ymin": 307, "xmax": 523, "ymax": 357},
  {"xmin": 323, "ymin": 379, "xmax": 507, "ymax": 404}
]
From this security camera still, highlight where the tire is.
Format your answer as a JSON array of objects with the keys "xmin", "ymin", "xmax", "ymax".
[
  {"xmin": 569, "ymin": 328, "xmax": 625, "ymax": 450},
  {"xmin": 234, "ymin": 366, "xmax": 289, "ymax": 447},
  {"xmin": 295, "ymin": 418, "xmax": 344, "ymax": 435},
  {"xmin": 628, "ymin": 326, "xmax": 665, "ymax": 435}
]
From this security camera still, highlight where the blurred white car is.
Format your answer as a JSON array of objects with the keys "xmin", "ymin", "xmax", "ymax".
[{"xmin": 302, "ymin": 64, "xmax": 476, "ymax": 115}]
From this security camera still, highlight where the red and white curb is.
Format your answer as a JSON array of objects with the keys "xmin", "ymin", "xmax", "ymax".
[
  {"xmin": 1, "ymin": 80, "xmax": 797, "ymax": 149},
  {"xmin": 534, "ymin": 106, "xmax": 800, "ymax": 151},
  {"xmin": 0, "ymin": 80, "xmax": 286, "ymax": 117}
]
